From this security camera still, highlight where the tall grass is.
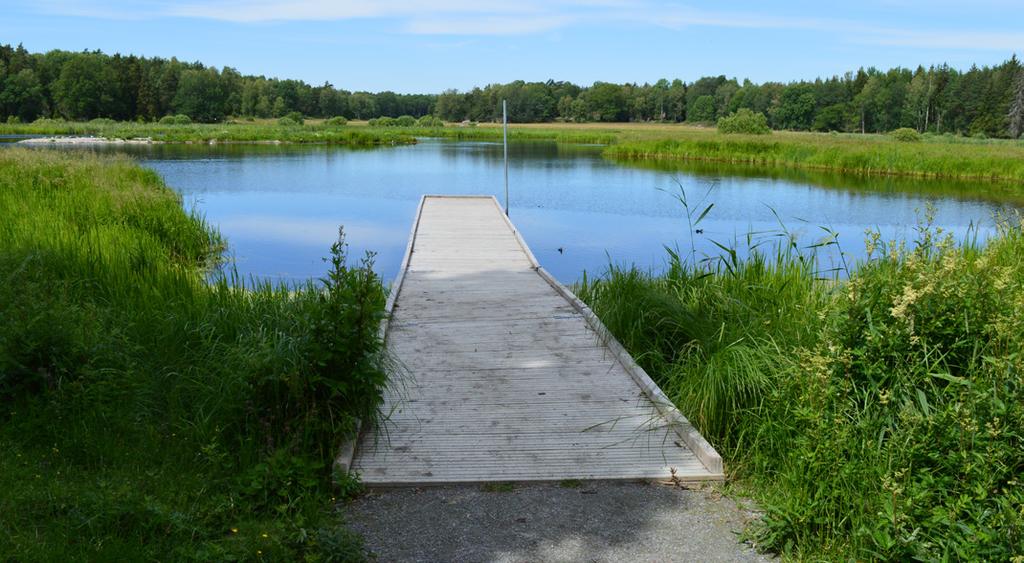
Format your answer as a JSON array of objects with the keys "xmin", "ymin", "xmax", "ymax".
[
  {"xmin": 7, "ymin": 118, "xmax": 1024, "ymax": 183},
  {"xmin": 0, "ymin": 148, "xmax": 387, "ymax": 560},
  {"xmin": 1, "ymin": 118, "xmax": 417, "ymax": 145},
  {"xmin": 577, "ymin": 205, "xmax": 1024, "ymax": 559},
  {"xmin": 605, "ymin": 130, "xmax": 1024, "ymax": 183}
]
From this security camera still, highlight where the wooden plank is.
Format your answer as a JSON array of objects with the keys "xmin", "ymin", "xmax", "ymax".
[{"xmin": 350, "ymin": 195, "xmax": 724, "ymax": 485}]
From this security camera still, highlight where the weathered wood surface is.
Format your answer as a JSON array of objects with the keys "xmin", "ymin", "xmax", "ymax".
[{"xmin": 352, "ymin": 196, "xmax": 723, "ymax": 484}]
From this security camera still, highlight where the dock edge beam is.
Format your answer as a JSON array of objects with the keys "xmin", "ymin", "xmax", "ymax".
[{"xmin": 490, "ymin": 196, "xmax": 725, "ymax": 478}]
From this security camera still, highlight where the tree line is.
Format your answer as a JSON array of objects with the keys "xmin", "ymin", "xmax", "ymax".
[{"xmin": 1, "ymin": 43, "xmax": 1022, "ymax": 138}]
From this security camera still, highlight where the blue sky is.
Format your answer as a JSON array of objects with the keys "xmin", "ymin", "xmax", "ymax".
[{"xmin": 2, "ymin": 1, "xmax": 1021, "ymax": 93}]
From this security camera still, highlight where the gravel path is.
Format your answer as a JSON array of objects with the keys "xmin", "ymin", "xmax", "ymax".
[{"xmin": 345, "ymin": 481, "xmax": 770, "ymax": 562}]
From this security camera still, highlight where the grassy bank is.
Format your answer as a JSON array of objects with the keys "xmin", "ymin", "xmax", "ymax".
[
  {"xmin": 576, "ymin": 211, "xmax": 1024, "ymax": 559},
  {"xmin": 6, "ymin": 119, "xmax": 1024, "ymax": 183},
  {"xmin": 0, "ymin": 118, "xmax": 416, "ymax": 146},
  {"xmin": 605, "ymin": 129, "xmax": 1024, "ymax": 183},
  {"xmin": 0, "ymin": 148, "xmax": 387, "ymax": 560},
  {"xmin": 397, "ymin": 121, "xmax": 1024, "ymax": 183}
]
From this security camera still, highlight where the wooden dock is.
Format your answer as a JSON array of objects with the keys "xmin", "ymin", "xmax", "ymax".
[{"xmin": 347, "ymin": 196, "xmax": 723, "ymax": 485}]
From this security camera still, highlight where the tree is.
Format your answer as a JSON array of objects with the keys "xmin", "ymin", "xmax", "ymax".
[
  {"xmin": 812, "ymin": 103, "xmax": 856, "ymax": 132},
  {"xmin": 853, "ymin": 75, "xmax": 881, "ymax": 133},
  {"xmin": 52, "ymin": 53, "xmax": 118, "ymax": 119},
  {"xmin": 903, "ymin": 68, "xmax": 931, "ymax": 132},
  {"xmin": 433, "ymin": 89, "xmax": 466, "ymax": 122},
  {"xmin": 348, "ymin": 92, "xmax": 377, "ymax": 120},
  {"xmin": 772, "ymin": 83, "xmax": 816, "ymax": 130},
  {"xmin": 557, "ymin": 95, "xmax": 574, "ymax": 121},
  {"xmin": 665, "ymin": 79, "xmax": 686, "ymax": 121},
  {"xmin": 1009, "ymin": 68, "xmax": 1024, "ymax": 138},
  {"xmin": 580, "ymin": 82, "xmax": 626, "ymax": 122},
  {"xmin": 173, "ymin": 68, "xmax": 228, "ymax": 122},
  {"xmin": 688, "ymin": 95, "xmax": 716, "ymax": 122},
  {"xmin": 271, "ymin": 96, "xmax": 287, "ymax": 118},
  {"xmin": 0, "ymin": 68, "xmax": 45, "ymax": 121}
]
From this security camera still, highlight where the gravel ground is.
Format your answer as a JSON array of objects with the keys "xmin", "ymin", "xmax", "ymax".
[{"xmin": 345, "ymin": 481, "xmax": 771, "ymax": 562}]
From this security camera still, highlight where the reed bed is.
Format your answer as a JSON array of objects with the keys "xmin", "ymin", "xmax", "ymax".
[{"xmin": 604, "ymin": 130, "xmax": 1024, "ymax": 183}]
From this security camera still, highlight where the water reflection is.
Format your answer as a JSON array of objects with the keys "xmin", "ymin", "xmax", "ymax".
[{"xmin": 27, "ymin": 140, "xmax": 1017, "ymax": 285}]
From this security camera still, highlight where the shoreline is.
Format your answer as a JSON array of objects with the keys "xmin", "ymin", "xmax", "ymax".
[{"xmin": 17, "ymin": 136, "xmax": 290, "ymax": 146}]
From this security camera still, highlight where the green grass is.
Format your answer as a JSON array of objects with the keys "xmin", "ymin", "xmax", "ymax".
[
  {"xmin": 0, "ymin": 148, "xmax": 387, "ymax": 560},
  {"xmin": 7, "ymin": 118, "xmax": 1024, "ymax": 183},
  {"xmin": 0, "ymin": 118, "xmax": 417, "ymax": 146},
  {"xmin": 576, "ymin": 209, "xmax": 1024, "ymax": 560},
  {"xmin": 604, "ymin": 129, "xmax": 1024, "ymax": 183}
]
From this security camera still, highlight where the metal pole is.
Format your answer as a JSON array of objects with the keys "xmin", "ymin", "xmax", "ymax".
[{"xmin": 502, "ymin": 99, "xmax": 509, "ymax": 216}]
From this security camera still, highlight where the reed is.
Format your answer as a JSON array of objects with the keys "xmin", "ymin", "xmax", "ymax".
[{"xmin": 604, "ymin": 129, "xmax": 1024, "ymax": 183}]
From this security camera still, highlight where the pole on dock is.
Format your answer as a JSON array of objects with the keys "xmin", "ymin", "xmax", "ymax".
[{"xmin": 502, "ymin": 99, "xmax": 509, "ymax": 216}]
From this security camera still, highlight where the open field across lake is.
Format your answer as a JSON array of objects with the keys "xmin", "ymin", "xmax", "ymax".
[
  {"xmin": 0, "ymin": 119, "xmax": 417, "ymax": 145},
  {"xmin": 6, "ymin": 119, "xmax": 1024, "ymax": 184}
]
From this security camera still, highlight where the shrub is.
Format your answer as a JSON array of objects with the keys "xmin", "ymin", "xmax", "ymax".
[
  {"xmin": 394, "ymin": 115, "xmax": 416, "ymax": 127},
  {"xmin": 87, "ymin": 117, "xmax": 117, "ymax": 126},
  {"xmin": 416, "ymin": 115, "xmax": 444, "ymax": 127},
  {"xmin": 158, "ymin": 115, "xmax": 176, "ymax": 125},
  {"xmin": 367, "ymin": 116, "xmax": 396, "ymax": 127},
  {"xmin": 173, "ymin": 114, "xmax": 192, "ymax": 125},
  {"xmin": 890, "ymin": 127, "xmax": 922, "ymax": 142},
  {"xmin": 276, "ymin": 116, "xmax": 299, "ymax": 126},
  {"xmin": 324, "ymin": 116, "xmax": 347, "ymax": 126},
  {"xmin": 578, "ymin": 207, "xmax": 1024, "ymax": 560},
  {"xmin": 284, "ymin": 111, "xmax": 304, "ymax": 125},
  {"xmin": 6, "ymin": 116, "xmax": 21, "ymax": 125},
  {"xmin": 717, "ymin": 108, "xmax": 771, "ymax": 135}
]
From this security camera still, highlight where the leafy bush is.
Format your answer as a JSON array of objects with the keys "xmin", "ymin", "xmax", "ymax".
[
  {"xmin": 173, "ymin": 114, "xmax": 192, "ymax": 125},
  {"xmin": 367, "ymin": 115, "xmax": 420, "ymax": 127},
  {"xmin": 717, "ymin": 108, "xmax": 771, "ymax": 134},
  {"xmin": 579, "ymin": 204, "xmax": 1024, "ymax": 560},
  {"xmin": 6, "ymin": 116, "xmax": 21, "ymax": 124},
  {"xmin": 891, "ymin": 127, "xmax": 922, "ymax": 142},
  {"xmin": 158, "ymin": 115, "xmax": 176, "ymax": 125},
  {"xmin": 283, "ymin": 111, "xmax": 304, "ymax": 125},
  {"xmin": 276, "ymin": 116, "xmax": 299, "ymax": 126},
  {"xmin": 367, "ymin": 116, "xmax": 394, "ymax": 127},
  {"xmin": 416, "ymin": 115, "xmax": 444, "ymax": 127},
  {"xmin": 325, "ymin": 116, "xmax": 348, "ymax": 126}
]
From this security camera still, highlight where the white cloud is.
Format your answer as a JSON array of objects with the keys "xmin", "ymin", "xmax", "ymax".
[
  {"xmin": 25, "ymin": 0, "xmax": 1024, "ymax": 50},
  {"xmin": 405, "ymin": 15, "xmax": 577, "ymax": 36},
  {"xmin": 168, "ymin": 0, "xmax": 540, "ymax": 23}
]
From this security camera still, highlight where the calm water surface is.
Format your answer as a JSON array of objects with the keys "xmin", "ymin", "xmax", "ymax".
[{"xmin": 64, "ymin": 140, "xmax": 1022, "ymax": 284}]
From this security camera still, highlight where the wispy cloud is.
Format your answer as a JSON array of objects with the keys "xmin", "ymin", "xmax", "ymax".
[
  {"xmin": 26, "ymin": 0, "xmax": 1024, "ymax": 50},
  {"xmin": 168, "ymin": 0, "xmax": 539, "ymax": 23},
  {"xmin": 405, "ymin": 15, "xmax": 577, "ymax": 36}
]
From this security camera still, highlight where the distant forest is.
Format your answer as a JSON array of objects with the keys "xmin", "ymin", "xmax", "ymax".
[{"xmin": 1, "ymin": 43, "xmax": 1022, "ymax": 138}]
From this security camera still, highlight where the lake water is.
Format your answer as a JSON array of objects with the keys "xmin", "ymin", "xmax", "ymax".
[{"xmin": 21, "ymin": 140, "xmax": 1022, "ymax": 285}]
